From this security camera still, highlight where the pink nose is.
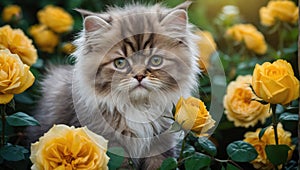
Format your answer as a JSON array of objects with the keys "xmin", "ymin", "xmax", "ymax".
[{"xmin": 134, "ymin": 74, "xmax": 145, "ymax": 82}]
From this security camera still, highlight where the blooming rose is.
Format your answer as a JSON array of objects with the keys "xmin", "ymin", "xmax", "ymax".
[
  {"xmin": 252, "ymin": 59, "xmax": 299, "ymax": 105},
  {"xmin": 260, "ymin": 0, "xmax": 298, "ymax": 26},
  {"xmin": 244, "ymin": 123, "xmax": 295, "ymax": 170},
  {"xmin": 0, "ymin": 25, "xmax": 37, "ymax": 66},
  {"xmin": 0, "ymin": 49, "xmax": 35, "ymax": 104},
  {"xmin": 30, "ymin": 124, "xmax": 110, "ymax": 170},
  {"xmin": 175, "ymin": 97, "xmax": 215, "ymax": 136},
  {"xmin": 38, "ymin": 5, "xmax": 74, "ymax": 33},
  {"xmin": 226, "ymin": 24, "xmax": 267, "ymax": 55},
  {"xmin": 2, "ymin": 5, "xmax": 22, "ymax": 22},
  {"xmin": 29, "ymin": 25, "xmax": 59, "ymax": 53},
  {"xmin": 224, "ymin": 75, "xmax": 271, "ymax": 128},
  {"xmin": 196, "ymin": 30, "xmax": 217, "ymax": 72}
]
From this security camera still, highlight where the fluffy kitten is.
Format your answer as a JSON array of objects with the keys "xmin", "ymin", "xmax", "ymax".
[{"xmin": 26, "ymin": 1, "xmax": 199, "ymax": 169}]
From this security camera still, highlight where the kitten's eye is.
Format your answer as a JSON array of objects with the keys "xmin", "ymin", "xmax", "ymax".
[
  {"xmin": 149, "ymin": 55, "xmax": 163, "ymax": 67},
  {"xmin": 114, "ymin": 58, "xmax": 128, "ymax": 69}
]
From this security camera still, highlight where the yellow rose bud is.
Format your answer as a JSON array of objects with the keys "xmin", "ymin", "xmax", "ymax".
[
  {"xmin": 0, "ymin": 49, "xmax": 35, "ymax": 104},
  {"xmin": 1, "ymin": 5, "xmax": 22, "ymax": 22},
  {"xmin": 252, "ymin": 59, "xmax": 300, "ymax": 105},
  {"xmin": 224, "ymin": 75, "xmax": 271, "ymax": 128},
  {"xmin": 38, "ymin": 5, "xmax": 74, "ymax": 33},
  {"xmin": 196, "ymin": 30, "xmax": 217, "ymax": 72},
  {"xmin": 30, "ymin": 124, "xmax": 110, "ymax": 170},
  {"xmin": 0, "ymin": 25, "xmax": 37, "ymax": 66},
  {"xmin": 175, "ymin": 97, "xmax": 215, "ymax": 137},
  {"xmin": 29, "ymin": 25, "xmax": 59, "ymax": 53},
  {"xmin": 244, "ymin": 123, "xmax": 295, "ymax": 170},
  {"xmin": 226, "ymin": 24, "xmax": 267, "ymax": 55},
  {"xmin": 61, "ymin": 42, "xmax": 76, "ymax": 54}
]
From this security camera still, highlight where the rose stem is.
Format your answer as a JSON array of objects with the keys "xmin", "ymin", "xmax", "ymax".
[
  {"xmin": 178, "ymin": 132, "xmax": 188, "ymax": 163},
  {"xmin": 0, "ymin": 105, "xmax": 6, "ymax": 147},
  {"xmin": 271, "ymin": 104, "xmax": 279, "ymax": 145}
]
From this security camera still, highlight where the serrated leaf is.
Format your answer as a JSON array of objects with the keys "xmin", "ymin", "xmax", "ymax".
[
  {"xmin": 226, "ymin": 141, "xmax": 258, "ymax": 162},
  {"xmin": 160, "ymin": 157, "xmax": 177, "ymax": 170},
  {"xmin": 197, "ymin": 137, "xmax": 217, "ymax": 156},
  {"xmin": 279, "ymin": 113, "xmax": 298, "ymax": 121},
  {"xmin": 0, "ymin": 145, "xmax": 25, "ymax": 161},
  {"xmin": 265, "ymin": 144, "xmax": 290, "ymax": 166},
  {"xmin": 259, "ymin": 127, "xmax": 269, "ymax": 140},
  {"xmin": 184, "ymin": 152, "xmax": 211, "ymax": 170},
  {"xmin": 107, "ymin": 147, "xmax": 125, "ymax": 170},
  {"xmin": 6, "ymin": 112, "xmax": 39, "ymax": 126}
]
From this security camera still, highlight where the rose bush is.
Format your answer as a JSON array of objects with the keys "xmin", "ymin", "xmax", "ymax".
[
  {"xmin": 0, "ymin": 49, "xmax": 35, "ymax": 104},
  {"xmin": 30, "ymin": 124, "xmax": 110, "ymax": 170},
  {"xmin": 0, "ymin": 25, "xmax": 37, "ymax": 65},
  {"xmin": 252, "ymin": 59, "xmax": 299, "ymax": 105},
  {"xmin": 244, "ymin": 123, "xmax": 295, "ymax": 170},
  {"xmin": 259, "ymin": 0, "xmax": 298, "ymax": 26},
  {"xmin": 224, "ymin": 75, "xmax": 271, "ymax": 128},
  {"xmin": 226, "ymin": 24, "xmax": 267, "ymax": 55}
]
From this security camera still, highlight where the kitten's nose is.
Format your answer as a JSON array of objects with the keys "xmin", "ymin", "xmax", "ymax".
[{"xmin": 134, "ymin": 74, "xmax": 145, "ymax": 82}]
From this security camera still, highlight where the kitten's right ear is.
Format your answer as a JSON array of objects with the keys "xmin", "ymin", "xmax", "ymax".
[
  {"xmin": 75, "ymin": 8, "xmax": 112, "ymax": 32},
  {"xmin": 84, "ymin": 16, "xmax": 111, "ymax": 32}
]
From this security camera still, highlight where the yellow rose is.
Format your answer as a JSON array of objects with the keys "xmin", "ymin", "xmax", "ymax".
[
  {"xmin": 259, "ymin": 7, "xmax": 275, "ymax": 27},
  {"xmin": 30, "ymin": 124, "xmax": 110, "ymax": 170},
  {"xmin": 61, "ymin": 42, "xmax": 76, "ymax": 54},
  {"xmin": 260, "ymin": 0, "xmax": 298, "ymax": 26},
  {"xmin": 29, "ymin": 25, "xmax": 59, "ymax": 53},
  {"xmin": 224, "ymin": 75, "xmax": 271, "ymax": 128},
  {"xmin": 196, "ymin": 30, "xmax": 217, "ymax": 72},
  {"xmin": 38, "ymin": 5, "xmax": 74, "ymax": 33},
  {"xmin": 226, "ymin": 24, "xmax": 267, "ymax": 55},
  {"xmin": 0, "ymin": 25, "xmax": 37, "ymax": 66},
  {"xmin": 244, "ymin": 123, "xmax": 295, "ymax": 170},
  {"xmin": 0, "ymin": 49, "xmax": 35, "ymax": 104},
  {"xmin": 2, "ymin": 5, "xmax": 22, "ymax": 22},
  {"xmin": 175, "ymin": 97, "xmax": 215, "ymax": 137},
  {"xmin": 252, "ymin": 59, "xmax": 300, "ymax": 105}
]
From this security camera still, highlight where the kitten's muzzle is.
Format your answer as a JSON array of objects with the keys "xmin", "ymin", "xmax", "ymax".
[{"xmin": 134, "ymin": 74, "xmax": 146, "ymax": 82}]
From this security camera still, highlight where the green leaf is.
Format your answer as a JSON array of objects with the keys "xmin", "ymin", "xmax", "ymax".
[
  {"xmin": 160, "ymin": 157, "xmax": 177, "ymax": 170},
  {"xmin": 265, "ymin": 144, "xmax": 290, "ymax": 166},
  {"xmin": 226, "ymin": 163, "xmax": 240, "ymax": 170},
  {"xmin": 14, "ymin": 93, "xmax": 34, "ymax": 105},
  {"xmin": 7, "ymin": 99, "xmax": 15, "ymax": 110},
  {"xmin": 6, "ymin": 112, "xmax": 39, "ymax": 127},
  {"xmin": 279, "ymin": 113, "xmax": 299, "ymax": 121},
  {"xmin": 107, "ymin": 147, "xmax": 125, "ymax": 170},
  {"xmin": 259, "ymin": 127, "xmax": 269, "ymax": 140},
  {"xmin": 226, "ymin": 141, "xmax": 258, "ymax": 162},
  {"xmin": 0, "ymin": 145, "xmax": 25, "ymax": 161},
  {"xmin": 183, "ymin": 144, "xmax": 195, "ymax": 158},
  {"xmin": 197, "ymin": 137, "xmax": 217, "ymax": 156},
  {"xmin": 184, "ymin": 153, "xmax": 211, "ymax": 170}
]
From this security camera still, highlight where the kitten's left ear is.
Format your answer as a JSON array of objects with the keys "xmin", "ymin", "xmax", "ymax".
[{"xmin": 161, "ymin": 1, "xmax": 192, "ymax": 27}]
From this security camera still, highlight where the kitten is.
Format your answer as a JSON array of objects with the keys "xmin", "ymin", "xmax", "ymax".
[{"xmin": 26, "ymin": 1, "xmax": 200, "ymax": 169}]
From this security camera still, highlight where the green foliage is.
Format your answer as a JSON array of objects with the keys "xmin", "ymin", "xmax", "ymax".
[
  {"xmin": 184, "ymin": 153, "xmax": 211, "ymax": 170},
  {"xmin": 265, "ymin": 144, "xmax": 291, "ymax": 166},
  {"xmin": 107, "ymin": 147, "xmax": 125, "ymax": 170},
  {"xmin": 0, "ymin": 144, "xmax": 28, "ymax": 161},
  {"xmin": 160, "ymin": 157, "xmax": 178, "ymax": 170},
  {"xmin": 226, "ymin": 141, "xmax": 258, "ymax": 162},
  {"xmin": 197, "ymin": 137, "xmax": 217, "ymax": 157},
  {"xmin": 6, "ymin": 112, "xmax": 39, "ymax": 127}
]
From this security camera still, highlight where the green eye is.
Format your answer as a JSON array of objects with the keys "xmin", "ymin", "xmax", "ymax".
[
  {"xmin": 150, "ymin": 55, "xmax": 163, "ymax": 66},
  {"xmin": 114, "ymin": 58, "xmax": 128, "ymax": 69}
]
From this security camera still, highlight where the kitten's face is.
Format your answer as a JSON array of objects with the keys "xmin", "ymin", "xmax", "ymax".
[{"xmin": 75, "ymin": 4, "xmax": 199, "ymax": 111}]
